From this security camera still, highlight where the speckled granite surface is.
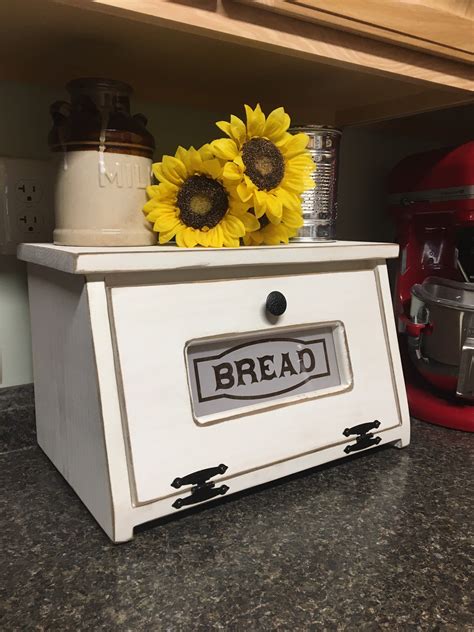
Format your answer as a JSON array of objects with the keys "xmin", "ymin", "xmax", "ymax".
[
  {"xmin": 0, "ymin": 384, "xmax": 35, "ymax": 454},
  {"xmin": 0, "ymin": 385, "xmax": 473, "ymax": 631}
]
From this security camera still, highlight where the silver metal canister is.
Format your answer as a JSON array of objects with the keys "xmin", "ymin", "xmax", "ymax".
[{"xmin": 289, "ymin": 125, "xmax": 341, "ymax": 241}]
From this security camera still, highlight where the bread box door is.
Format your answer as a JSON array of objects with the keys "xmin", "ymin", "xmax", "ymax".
[{"xmin": 109, "ymin": 269, "xmax": 401, "ymax": 505}]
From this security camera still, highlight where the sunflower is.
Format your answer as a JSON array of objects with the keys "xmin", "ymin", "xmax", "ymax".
[
  {"xmin": 143, "ymin": 145, "xmax": 259, "ymax": 248},
  {"xmin": 210, "ymin": 104, "xmax": 314, "ymax": 225},
  {"xmin": 243, "ymin": 208, "xmax": 302, "ymax": 246}
]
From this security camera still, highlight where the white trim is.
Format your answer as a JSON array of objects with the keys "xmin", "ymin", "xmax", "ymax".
[{"xmin": 18, "ymin": 242, "xmax": 400, "ymax": 275}]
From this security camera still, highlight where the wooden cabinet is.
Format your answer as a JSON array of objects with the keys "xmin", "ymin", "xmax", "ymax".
[
  {"xmin": 0, "ymin": 0, "xmax": 472, "ymax": 126},
  {"xmin": 241, "ymin": 0, "xmax": 474, "ymax": 62}
]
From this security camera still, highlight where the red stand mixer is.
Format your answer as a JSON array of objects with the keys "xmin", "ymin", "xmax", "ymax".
[{"xmin": 389, "ymin": 141, "xmax": 474, "ymax": 432}]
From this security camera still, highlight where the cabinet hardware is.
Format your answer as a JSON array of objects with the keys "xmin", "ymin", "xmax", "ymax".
[
  {"xmin": 343, "ymin": 419, "xmax": 382, "ymax": 454},
  {"xmin": 172, "ymin": 484, "xmax": 229, "ymax": 509},
  {"xmin": 344, "ymin": 434, "xmax": 381, "ymax": 453},
  {"xmin": 266, "ymin": 291, "xmax": 287, "ymax": 316},
  {"xmin": 171, "ymin": 464, "xmax": 229, "ymax": 509},
  {"xmin": 171, "ymin": 464, "xmax": 227, "ymax": 489},
  {"xmin": 343, "ymin": 419, "xmax": 381, "ymax": 437}
]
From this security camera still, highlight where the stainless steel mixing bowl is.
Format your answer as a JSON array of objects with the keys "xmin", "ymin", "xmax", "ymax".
[{"xmin": 409, "ymin": 277, "xmax": 474, "ymax": 399}]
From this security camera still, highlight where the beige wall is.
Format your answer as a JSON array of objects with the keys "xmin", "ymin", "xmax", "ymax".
[
  {"xmin": 337, "ymin": 104, "xmax": 474, "ymax": 242},
  {"xmin": 0, "ymin": 80, "xmax": 223, "ymax": 387}
]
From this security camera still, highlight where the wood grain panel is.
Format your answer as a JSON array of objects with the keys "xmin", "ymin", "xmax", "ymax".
[
  {"xmin": 0, "ymin": 0, "xmax": 472, "ymax": 127},
  {"xmin": 244, "ymin": 0, "xmax": 474, "ymax": 61}
]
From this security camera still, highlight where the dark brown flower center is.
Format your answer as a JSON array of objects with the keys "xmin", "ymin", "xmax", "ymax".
[
  {"xmin": 177, "ymin": 175, "xmax": 229, "ymax": 229},
  {"xmin": 242, "ymin": 138, "xmax": 284, "ymax": 191}
]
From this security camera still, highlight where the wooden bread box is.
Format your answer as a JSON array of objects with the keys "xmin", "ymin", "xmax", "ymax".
[{"xmin": 18, "ymin": 242, "xmax": 410, "ymax": 542}]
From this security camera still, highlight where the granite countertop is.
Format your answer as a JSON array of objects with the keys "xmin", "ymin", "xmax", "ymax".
[{"xmin": 1, "ymin": 385, "xmax": 472, "ymax": 631}]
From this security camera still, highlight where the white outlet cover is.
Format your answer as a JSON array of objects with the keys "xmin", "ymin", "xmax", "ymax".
[{"xmin": 0, "ymin": 157, "xmax": 54, "ymax": 255}]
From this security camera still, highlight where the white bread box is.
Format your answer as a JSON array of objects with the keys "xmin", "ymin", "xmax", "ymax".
[{"xmin": 18, "ymin": 242, "xmax": 410, "ymax": 543}]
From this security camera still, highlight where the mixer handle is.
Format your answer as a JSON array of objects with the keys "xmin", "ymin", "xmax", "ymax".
[{"xmin": 457, "ymin": 337, "xmax": 474, "ymax": 400}]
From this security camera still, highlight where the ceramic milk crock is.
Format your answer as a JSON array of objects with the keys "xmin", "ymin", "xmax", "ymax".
[{"xmin": 49, "ymin": 78, "xmax": 155, "ymax": 246}]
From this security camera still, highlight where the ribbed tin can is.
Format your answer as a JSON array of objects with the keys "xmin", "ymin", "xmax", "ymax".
[{"xmin": 289, "ymin": 125, "xmax": 341, "ymax": 241}]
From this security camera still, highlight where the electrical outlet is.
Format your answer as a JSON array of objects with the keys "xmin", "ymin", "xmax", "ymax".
[
  {"xmin": 18, "ymin": 212, "xmax": 43, "ymax": 235},
  {"xmin": 16, "ymin": 180, "xmax": 42, "ymax": 206},
  {"xmin": 0, "ymin": 158, "xmax": 54, "ymax": 255}
]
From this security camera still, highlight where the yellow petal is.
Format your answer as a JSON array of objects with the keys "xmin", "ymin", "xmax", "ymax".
[
  {"xmin": 184, "ymin": 227, "xmax": 199, "ymax": 248},
  {"xmin": 266, "ymin": 195, "xmax": 283, "ymax": 223},
  {"xmin": 286, "ymin": 153, "xmax": 314, "ymax": 172},
  {"xmin": 282, "ymin": 207, "xmax": 304, "ymax": 229},
  {"xmin": 146, "ymin": 205, "xmax": 176, "ymax": 220},
  {"xmin": 146, "ymin": 184, "xmax": 161, "ymax": 198},
  {"xmin": 146, "ymin": 181, "xmax": 177, "ymax": 202},
  {"xmin": 274, "ymin": 132, "xmax": 293, "ymax": 148},
  {"xmin": 198, "ymin": 143, "xmax": 215, "ymax": 162},
  {"xmin": 244, "ymin": 104, "xmax": 265, "ymax": 138},
  {"xmin": 189, "ymin": 146, "xmax": 206, "ymax": 172},
  {"xmin": 216, "ymin": 120, "xmax": 232, "ymax": 137},
  {"xmin": 280, "ymin": 174, "xmax": 308, "ymax": 193},
  {"xmin": 263, "ymin": 226, "xmax": 282, "ymax": 245},
  {"xmin": 201, "ymin": 158, "xmax": 223, "ymax": 179},
  {"xmin": 241, "ymin": 212, "xmax": 260, "ymax": 232},
  {"xmin": 222, "ymin": 214, "xmax": 245, "ymax": 238},
  {"xmin": 175, "ymin": 227, "xmax": 197, "ymax": 248},
  {"xmin": 154, "ymin": 215, "xmax": 181, "ymax": 232},
  {"xmin": 208, "ymin": 224, "xmax": 224, "ymax": 248},
  {"xmin": 227, "ymin": 193, "xmax": 250, "ymax": 215},
  {"xmin": 175, "ymin": 229, "xmax": 186, "ymax": 248},
  {"xmin": 143, "ymin": 199, "xmax": 176, "ymax": 216},
  {"xmin": 275, "ymin": 187, "xmax": 301, "ymax": 212},
  {"xmin": 145, "ymin": 209, "xmax": 160, "ymax": 222},
  {"xmin": 152, "ymin": 163, "xmax": 165, "ymax": 183},
  {"xmin": 175, "ymin": 146, "xmax": 192, "ymax": 172},
  {"xmin": 160, "ymin": 155, "xmax": 187, "ymax": 185},
  {"xmin": 210, "ymin": 138, "xmax": 239, "ymax": 161},
  {"xmin": 237, "ymin": 178, "xmax": 254, "ymax": 203},
  {"xmin": 230, "ymin": 115, "xmax": 247, "ymax": 146},
  {"xmin": 159, "ymin": 225, "xmax": 180, "ymax": 244},
  {"xmin": 281, "ymin": 133, "xmax": 310, "ymax": 160},
  {"xmin": 223, "ymin": 235, "xmax": 240, "ymax": 247},
  {"xmin": 275, "ymin": 225, "xmax": 291, "ymax": 244},
  {"xmin": 201, "ymin": 231, "xmax": 211, "ymax": 247},
  {"xmin": 263, "ymin": 107, "xmax": 290, "ymax": 142},
  {"xmin": 223, "ymin": 161, "xmax": 243, "ymax": 182},
  {"xmin": 253, "ymin": 189, "xmax": 267, "ymax": 218},
  {"xmin": 234, "ymin": 155, "xmax": 245, "ymax": 170},
  {"xmin": 143, "ymin": 198, "xmax": 160, "ymax": 213}
]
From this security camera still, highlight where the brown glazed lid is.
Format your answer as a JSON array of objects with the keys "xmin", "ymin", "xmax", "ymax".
[{"xmin": 49, "ymin": 78, "xmax": 155, "ymax": 158}]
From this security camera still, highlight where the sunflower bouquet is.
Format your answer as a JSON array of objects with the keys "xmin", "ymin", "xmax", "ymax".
[{"xmin": 143, "ymin": 105, "xmax": 314, "ymax": 248}]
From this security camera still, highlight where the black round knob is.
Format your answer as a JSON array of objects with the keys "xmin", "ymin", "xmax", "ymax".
[{"xmin": 266, "ymin": 291, "xmax": 287, "ymax": 316}]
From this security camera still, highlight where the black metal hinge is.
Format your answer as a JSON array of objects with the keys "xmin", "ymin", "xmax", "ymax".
[
  {"xmin": 171, "ymin": 464, "xmax": 229, "ymax": 509},
  {"xmin": 343, "ymin": 420, "xmax": 382, "ymax": 454}
]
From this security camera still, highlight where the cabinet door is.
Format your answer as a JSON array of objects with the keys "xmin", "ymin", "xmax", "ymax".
[
  {"xmin": 239, "ymin": 0, "xmax": 474, "ymax": 62},
  {"xmin": 109, "ymin": 267, "xmax": 402, "ymax": 504}
]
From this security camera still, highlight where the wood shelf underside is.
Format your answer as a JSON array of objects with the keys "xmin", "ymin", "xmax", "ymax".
[
  {"xmin": 1, "ymin": 0, "xmax": 472, "ymax": 126},
  {"xmin": 240, "ymin": 0, "xmax": 474, "ymax": 63}
]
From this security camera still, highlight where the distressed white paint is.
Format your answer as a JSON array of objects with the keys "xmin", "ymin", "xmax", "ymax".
[
  {"xmin": 18, "ymin": 241, "xmax": 399, "ymax": 274},
  {"xmin": 20, "ymin": 243, "xmax": 410, "ymax": 542},
  {"xmin": 27, "ymin": 265, "xmax": 114, "ymax": 535}
]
